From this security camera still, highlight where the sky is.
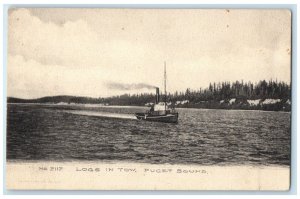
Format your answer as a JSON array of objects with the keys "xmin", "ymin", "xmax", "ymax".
[{"xmin": 7, "ymin": 8, "xmax": 291, "ymax": 99}]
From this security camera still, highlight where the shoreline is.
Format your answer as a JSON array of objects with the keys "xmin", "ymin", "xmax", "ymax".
[{"xmin": 7, "ymin": 102, "xmax": 291, "ymax": 113}]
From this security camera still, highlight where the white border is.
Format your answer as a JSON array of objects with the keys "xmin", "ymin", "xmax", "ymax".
[{"xmin": 1, "ymin": 0, "xmax": 299, "ymax": 198}]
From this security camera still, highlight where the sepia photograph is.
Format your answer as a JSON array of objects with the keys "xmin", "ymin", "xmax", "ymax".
[{"xmin": 6, "ymin": 8, "xmax": 291, "ymax": 190}]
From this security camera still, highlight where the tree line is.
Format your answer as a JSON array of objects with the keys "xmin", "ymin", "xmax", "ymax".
[
  {"xmin": 8, "ymin": 80, "xmax": 291, "ymax": 111},
  {"xmin": 102, "ymin": 80, "xmax": 290, "ymax": 105}
]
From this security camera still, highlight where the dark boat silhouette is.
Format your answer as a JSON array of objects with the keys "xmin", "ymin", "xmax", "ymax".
[{"xmin": 135, "ymin": 62, "xmax": 179, "ymax": 123}]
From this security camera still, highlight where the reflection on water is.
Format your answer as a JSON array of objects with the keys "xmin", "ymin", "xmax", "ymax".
[{"xmin": 7, "ymin": 104, "xmax": 290, "ymax": 166}]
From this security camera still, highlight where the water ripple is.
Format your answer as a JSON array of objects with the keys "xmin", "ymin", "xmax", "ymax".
[{"xmin": 7, "ymin": 104, "xmax": 290, "ymax": 166}]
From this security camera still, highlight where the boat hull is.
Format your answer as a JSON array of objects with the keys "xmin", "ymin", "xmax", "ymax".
[{"xmin": 135, "ymin": 112, "xmax": 178, "ymax": 123}]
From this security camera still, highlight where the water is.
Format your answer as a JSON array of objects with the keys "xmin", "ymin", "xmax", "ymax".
[{"xmin": 7, "ymin": 104, "xmax": 290, "ymax": 166}]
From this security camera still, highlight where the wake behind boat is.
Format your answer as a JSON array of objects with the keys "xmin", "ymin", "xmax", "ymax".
[{"xmin": 135, "ymin": 62, "xmax": 179, "ymax": 123}]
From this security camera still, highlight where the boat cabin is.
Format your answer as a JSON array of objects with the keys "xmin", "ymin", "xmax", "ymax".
[{"xmin": 149, "ymin": 102, "xmax": 174, "ymax": 116}]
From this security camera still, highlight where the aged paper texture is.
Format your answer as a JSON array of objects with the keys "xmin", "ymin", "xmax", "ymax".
[{"xmin": 7, "ymin": 8, "xmax": 291, "ymax": 190}]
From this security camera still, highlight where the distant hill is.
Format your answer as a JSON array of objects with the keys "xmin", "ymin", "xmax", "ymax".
[{"xmin": 7, "ymin": 95, "xmax": 103, "ymax": 104}]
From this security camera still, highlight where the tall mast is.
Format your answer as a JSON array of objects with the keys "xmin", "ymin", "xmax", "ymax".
[{"xmin": 164, "ymin": 61, "xmax": 167, "ymax": 111}]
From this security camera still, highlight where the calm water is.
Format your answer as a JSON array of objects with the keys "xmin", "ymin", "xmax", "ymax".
[{"xmin": 7, "ymin": 104, "xmax": 290, "ymax": 166}]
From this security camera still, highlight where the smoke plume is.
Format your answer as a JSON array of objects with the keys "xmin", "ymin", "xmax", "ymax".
[{"xmin": 106, "ymin": 82, "xmax": 157, "ymax": 90}]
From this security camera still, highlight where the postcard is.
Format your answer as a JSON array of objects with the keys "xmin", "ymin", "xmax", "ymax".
[{"xmin": 6, "ymin": 8, "xmax": 291, "ymax": 190}]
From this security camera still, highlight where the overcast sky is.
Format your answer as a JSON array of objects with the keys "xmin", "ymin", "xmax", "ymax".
[{"xmin": 8, "ymin": 8, "xmax": 291, "ymax": 99}]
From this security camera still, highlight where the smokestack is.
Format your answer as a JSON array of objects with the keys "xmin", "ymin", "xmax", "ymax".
[{"xmin": 156, "ymin": 87, "xmax": 160, "ymax": 104}]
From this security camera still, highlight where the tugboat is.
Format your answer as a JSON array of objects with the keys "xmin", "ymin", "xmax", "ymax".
[{"xmin": 135, "ymin": 62, "xmax": 179, "ymax": 123}]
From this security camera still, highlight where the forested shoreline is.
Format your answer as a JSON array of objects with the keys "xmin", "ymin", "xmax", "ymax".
[{"xmin": 8, "ymin": 80, "xmax": 291, "ymax": 112}]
